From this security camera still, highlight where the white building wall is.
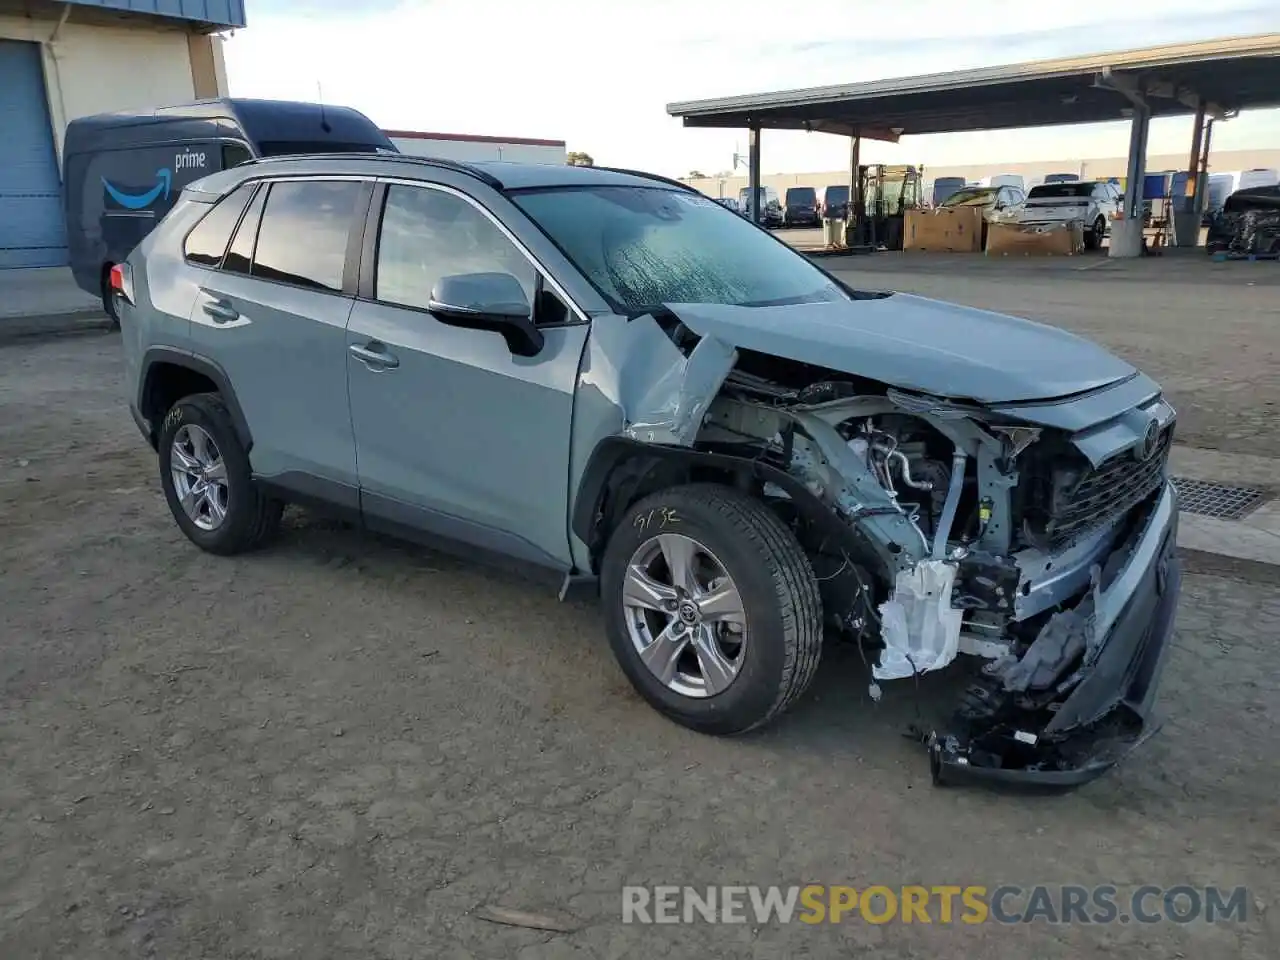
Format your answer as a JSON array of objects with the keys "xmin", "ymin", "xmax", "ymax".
[
  {"xmin": 390, "ymin": 135, "xmax": 566, "ymax": 165},
  {"xmin": 0, "ymin": 12, "xmax": 197, "ymax": 160}
]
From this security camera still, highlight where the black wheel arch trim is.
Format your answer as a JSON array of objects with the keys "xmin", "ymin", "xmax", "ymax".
[
  {"xmin": 571, "ymin": 435, "xmax": 866, "ymax": 570},
  {"xmin": 138, "ymin": 346, "xmax": 253, "ymax": 452}
]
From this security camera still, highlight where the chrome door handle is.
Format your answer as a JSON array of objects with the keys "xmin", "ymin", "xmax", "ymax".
[
  {"xmin": 348, "ymin": 342, "xmax": 399, "ymax": 369},
  {"xmin": 202, "ymin": 299, "xmax": 239, "ymax": 323}
]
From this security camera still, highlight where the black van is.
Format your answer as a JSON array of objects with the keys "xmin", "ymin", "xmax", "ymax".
[{"xmin": 63, "ymin": 98, "xmax": 395, "ymax": 322}]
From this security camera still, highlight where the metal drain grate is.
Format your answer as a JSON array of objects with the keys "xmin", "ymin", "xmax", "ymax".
[{"xmin": 1171, "ymin": 477, "xmax": 1269, "ymax": 520}]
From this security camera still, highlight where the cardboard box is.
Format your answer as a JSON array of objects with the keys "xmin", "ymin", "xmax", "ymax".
[
  {"xmin": 904, "ymin": 207, "xmax": 984, "ymax": 252},
  {"xmin": 985, "ymin": 220, "xmax": 1085, "ymax": 256}
]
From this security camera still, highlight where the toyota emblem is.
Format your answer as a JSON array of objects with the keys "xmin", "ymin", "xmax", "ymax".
[{"xmin": 1135, "ymin": 419, "xmax": 1160, "ymax": 461}]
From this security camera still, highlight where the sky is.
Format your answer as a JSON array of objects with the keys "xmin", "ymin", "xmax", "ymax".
[{"xmin": 222, "ymin": 0, "xmax": 1280, "ymax": 177}]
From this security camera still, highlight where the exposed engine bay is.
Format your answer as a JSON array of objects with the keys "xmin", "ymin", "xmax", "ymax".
[{"xmin": 614, "ymin": 312, "xmax": 1180, "ymax": 784}]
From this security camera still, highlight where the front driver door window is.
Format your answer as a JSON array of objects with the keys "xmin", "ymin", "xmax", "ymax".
[{"xmin": 344, "ymin": 183, "xmax": 588, "ymax": 569}]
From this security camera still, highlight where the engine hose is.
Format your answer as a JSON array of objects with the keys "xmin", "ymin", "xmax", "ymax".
[
  {"xmin": 887, "ymin": 449, "xmax": 934, "ymax": 490},
  {"xmin": 931, "ymin": 450, "xmax": 967, "ymax": 559}
]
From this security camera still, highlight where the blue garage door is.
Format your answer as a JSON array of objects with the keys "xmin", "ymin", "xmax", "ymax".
[{"xmin": 0, "ymin": 40, "xmax": 67, "ymax": 268}]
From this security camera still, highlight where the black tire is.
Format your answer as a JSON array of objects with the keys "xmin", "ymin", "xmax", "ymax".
[
  {"xmin": 157, "ymin": 392, "xmax": 282, "ymax": 555},
  {"xmin": 1086, "ymin": 216, "xmax": 1106, "ymax": 251},
  {"xmin": 100, "ymin": 266, "xmax": 121, "ymax": 331},
  {"xmin": 600, "ymin": 484, "xmax": 823, "ymax": 735}
]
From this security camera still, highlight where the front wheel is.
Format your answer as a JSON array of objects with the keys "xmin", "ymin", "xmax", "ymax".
[
  {"xmin": 600, "ymin": 484, "xmax": 823, "ymax": 735},
  {"xmin": 1086, "ymin": 216, "xmax": 1106, "ymax": 250}
]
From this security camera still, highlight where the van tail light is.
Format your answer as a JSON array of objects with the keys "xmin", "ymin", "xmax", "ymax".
[{"xmin": 109, "ymin": 263, "xmax": 134, "ymax": 305}]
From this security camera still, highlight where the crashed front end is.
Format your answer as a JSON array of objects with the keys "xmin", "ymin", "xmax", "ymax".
[{"xmin": 621, "ymin": 311, "xmax": 1182, "ymax": 786}]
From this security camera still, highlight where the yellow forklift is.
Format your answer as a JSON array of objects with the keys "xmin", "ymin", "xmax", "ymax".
[{"xmin": 849, "ymin": 164, "xmax": 925, "ymax": 250}]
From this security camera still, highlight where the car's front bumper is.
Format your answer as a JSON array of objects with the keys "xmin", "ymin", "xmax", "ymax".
[{"xmin": 931, "ymin": 481, "xmax": 1181, "ymax": 788}]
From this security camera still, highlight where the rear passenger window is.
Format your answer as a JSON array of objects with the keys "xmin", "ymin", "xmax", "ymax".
[
  {"xmin": 183, "ymin": 183, "xmax": 254, "ymax": 267},
  {"xmin": 223, "ymin": 184, "xmax": 266, "ymax": 276},
  {"xmin": 251, "ymin": 181, "xmax": 362, "ymax": 292}
]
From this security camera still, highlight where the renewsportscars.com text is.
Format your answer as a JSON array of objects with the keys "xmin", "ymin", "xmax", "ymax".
[{"xmin": 621, "ymin": 884, "xmax": 1249, "ymax": 925}]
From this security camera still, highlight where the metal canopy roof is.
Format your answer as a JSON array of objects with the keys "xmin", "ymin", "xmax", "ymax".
[{"xmin": 667, "ymin": 35, "xmax": 1280, "ymax": 143}]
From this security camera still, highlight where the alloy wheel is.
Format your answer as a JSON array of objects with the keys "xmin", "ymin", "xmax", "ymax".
[
  {"xmin": 169, "ymin": 424, "xmax": 229, "ymax": 531},
  {"xmin": 621, "ymin": 533, "xmax": 748, "ymax": 698}
]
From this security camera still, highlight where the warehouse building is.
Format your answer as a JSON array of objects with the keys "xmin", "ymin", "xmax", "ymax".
[
  {"xmin": 0, "ymin": 0, "xmax": 240, "ymax": 268},
  {"xmin": 386, "ymin": 130, "xmax": 567, "ymax": 165}
]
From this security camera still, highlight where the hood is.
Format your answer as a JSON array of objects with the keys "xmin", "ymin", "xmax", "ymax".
[{"xmin": 664, "ymin": 295, "xmax": 1135, "ymax": 405}]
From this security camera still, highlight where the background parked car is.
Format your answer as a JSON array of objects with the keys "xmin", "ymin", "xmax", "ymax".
[
  {"xmin": 1205, "ymin": 184, "xmax": 1280, "ymax": 255},
  {"xmin": 986, "ymin": 173, "xmax": 1026, "ymax": 193},
  {"xmin": 1238, "ymin": 167, "xmax": 1279, "ymax": 191},
  {"xmin": 1017, "ymin": 180, "xmax": 1122, "ymax": 250},
  {"xmin": 938, "ymin": 184, "xmax": 1025, "ymax": 246},
  {"xmin": 782, "ymin": 186, "xmax": 820, "ymax": 227},
  {"xmin": 737, "ymin": 185, "xmax": 783, "ymax": 227},
  {"xmin": 819, "ymin": 184, "xmax": 849, "ymax": 220},
  {"xmin": 931, "ymin": 176, "xmax": 966, "ymax": 206}
]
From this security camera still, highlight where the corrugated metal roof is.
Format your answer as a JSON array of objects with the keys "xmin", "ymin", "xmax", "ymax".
[
  {"xmin": 63, "ymin": 0, "xmax": 246, "ymax": 29},
  {"xmin": 667, "ymin": 34, "xmax": 1280, "ymax": 138}
]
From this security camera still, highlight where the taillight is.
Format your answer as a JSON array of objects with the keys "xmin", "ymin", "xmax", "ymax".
[{"xmin": 109, "ymin": 263, "xmax": 134, "ymax": 305}]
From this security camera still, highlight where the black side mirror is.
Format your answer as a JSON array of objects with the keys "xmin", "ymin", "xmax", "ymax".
[{"xmin": 429, "ymin": 272, "xmax": 544, "ymax": 357}]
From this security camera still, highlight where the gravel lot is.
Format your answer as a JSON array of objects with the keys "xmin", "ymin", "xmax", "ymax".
[{"xmin": 2, "ymin": 267, "xmax": 1278, "ymax": 959}]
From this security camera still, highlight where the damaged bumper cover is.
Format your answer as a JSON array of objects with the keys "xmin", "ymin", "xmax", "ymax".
[{"xmin": 931, "ymin": 480, "xmax": 1181, "ymax": 787}]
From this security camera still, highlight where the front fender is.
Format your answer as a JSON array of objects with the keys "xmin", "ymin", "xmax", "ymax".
[{"xmin": 569, "ymin": 436, "xmax": 868, "ymax": 572}]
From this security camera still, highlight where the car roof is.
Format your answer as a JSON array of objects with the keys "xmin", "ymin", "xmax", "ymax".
[
  {"xmin": 1032, "ymin": 179, "xmax": 1105, "ymax": 188},
  {"xmin": 184, "ymin": 153, "xmax": 695, "ymax": 199}
]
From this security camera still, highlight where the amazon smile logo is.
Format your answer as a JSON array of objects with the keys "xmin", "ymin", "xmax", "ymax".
[{"xmin": 103, "ymin": 168, "xmax": 172, "ymax": 210}]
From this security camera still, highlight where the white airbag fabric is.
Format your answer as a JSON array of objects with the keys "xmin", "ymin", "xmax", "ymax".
[{"xmin": 874, "ymin": 560, "xmax": 963, "ymax": 680}]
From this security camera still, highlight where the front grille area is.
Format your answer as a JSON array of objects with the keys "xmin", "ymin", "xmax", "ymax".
[{"xmin": 1040, "ymin": 429, "xmax": 1172, "ymax": 548}]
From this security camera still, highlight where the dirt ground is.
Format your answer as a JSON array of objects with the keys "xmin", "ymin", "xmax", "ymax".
[{"xmin": 2, "ymin": 279, "xmax": 1278, "ymax": 958}]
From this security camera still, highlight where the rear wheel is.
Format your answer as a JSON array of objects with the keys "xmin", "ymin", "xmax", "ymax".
[
  {"xmin": 600, "ymin": 484, "xmax": 823, "ymax": 735},
  {"xmin": 158, "ymin": 392, "xmax": 282, "ymax": 555}
]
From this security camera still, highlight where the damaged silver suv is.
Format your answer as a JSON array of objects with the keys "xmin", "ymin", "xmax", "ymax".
[{"xmin": 117, "ymin": 155, "xmax": 1181, "ymax": 786}]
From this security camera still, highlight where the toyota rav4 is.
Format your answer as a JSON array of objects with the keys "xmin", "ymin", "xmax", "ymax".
[{"xmin": 116, "ymin": 154, "xmax": 1181, "ymax": 786}]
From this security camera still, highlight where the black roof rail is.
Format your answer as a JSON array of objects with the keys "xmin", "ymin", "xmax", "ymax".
[
  {"xmin": 594, "ymin": 166, "xmax": 699, "ymax": 193},
  {"xmin": 236, "ymin": 151, "xmax": 504, "ymax": 190}
]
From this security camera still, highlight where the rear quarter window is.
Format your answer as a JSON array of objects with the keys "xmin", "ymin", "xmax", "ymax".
[
  {"xmin": 222, "ymin": 185, "xmax": 267, "ymax": 275},
  {"xmin": 183, "ymin": 183, "xmax": 256, "ymax": 266}
]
